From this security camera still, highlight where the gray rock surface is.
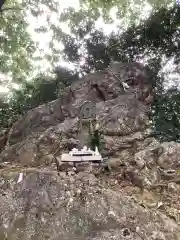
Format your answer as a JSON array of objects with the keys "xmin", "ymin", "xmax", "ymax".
[
  {"xmin": 0, "ymin": 168, "xmax": 180, "ymax": 240},
  {"xmin": 0, "ymin": 62, "xmax": 180, "ymax": 239},
  {"xmin": 0, "ymin": 62, "xmax": 152, "ymax": 166}
]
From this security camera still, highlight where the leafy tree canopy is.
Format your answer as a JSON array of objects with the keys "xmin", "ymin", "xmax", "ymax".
[
  {"xmin": 0, "ymin": 0, "xmax": 35, "ymax": 83},
  {"xmin": 79, "ymin": 0, "xmax": 175, "ymax": 25}
]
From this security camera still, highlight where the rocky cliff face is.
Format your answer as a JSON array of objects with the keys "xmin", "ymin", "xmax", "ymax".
[
  {"xmin": 0, "ymin": 62, "xmax": 152, "ymax": 165},
  {"xmin": 0, "ymin": 62, "xmax": 180, "ymax": 240}
]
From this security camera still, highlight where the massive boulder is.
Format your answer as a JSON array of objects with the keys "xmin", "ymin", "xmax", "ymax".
[
  {"xmin": 0, "ymin": 62, "xmax": 152, "ymax": 166},
  {"xmin": 0, "ymin": 62, "xmax": 180, "ymax": 239}
]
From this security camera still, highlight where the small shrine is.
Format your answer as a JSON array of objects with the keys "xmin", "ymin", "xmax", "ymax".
[
  {"xmin": 61, "ymin": 146, "xmax": 103, "ymax": 163},
  {"xmin": 59, "ymin": 100, "xmax": 103, "ymax": 170}
]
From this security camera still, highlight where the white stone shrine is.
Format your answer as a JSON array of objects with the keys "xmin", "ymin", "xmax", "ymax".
[
  {"xmin": 60, "ymin": 101, "xmax": 103, "ymax": 166},
  {"xmin": 61, "ymin": 146, "xmax": 103, "ymax": 162}
]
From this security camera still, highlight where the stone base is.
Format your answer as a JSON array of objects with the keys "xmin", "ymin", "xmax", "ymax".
[{"xmin": 58, "ymin": 161, "xmax": 101, "ymax": 172}]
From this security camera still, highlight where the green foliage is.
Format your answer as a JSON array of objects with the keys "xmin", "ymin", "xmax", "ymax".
[
  {"xmin": 0, "ymin": 0, "xmax": 35, "ymax": 82},
  {"xmin": 0, "ymin": 67, "xmax": 77, "ymax": 130},
  {"xmin": 11, "ymin": 68, "xmax": 76, "ymax": 113},
  {"xmin": 89, "ymin": 129, "xmax": 102, "ymax": 151},
  {"xmin": 88, "ymin": 120, "xmax": 104, "ymax": 152},
  {"xmin": 57, "ymin": 5, "xmax": 180, "ymax": 75},
  {"xmin": 80, "ymin": 0, "xmax": 175, "ymax": 24},
  {"xmin": 151, "ymin": 88, "xmax": 180, "ymax": 142},
  {"xmin": 107, "ymin": 5, "xmax": 180, "ymax": 63}
]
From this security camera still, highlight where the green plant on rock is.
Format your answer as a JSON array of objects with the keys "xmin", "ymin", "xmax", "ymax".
[{"xmin": 88, "ymin": 120, "xmax": 104, "ymax": 151}]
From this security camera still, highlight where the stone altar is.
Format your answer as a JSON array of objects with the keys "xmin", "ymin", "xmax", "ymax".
[{"xmin": 61, "ymin": 146, "xmax": 103, "ymax": 163}]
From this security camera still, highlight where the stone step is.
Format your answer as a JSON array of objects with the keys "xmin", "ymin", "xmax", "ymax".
[{"xmin": 61, "ymin": 153, "xmax": 102, "ymax": 162}]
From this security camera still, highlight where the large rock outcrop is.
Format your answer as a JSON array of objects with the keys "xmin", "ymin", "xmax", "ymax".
[
  {"xmin": 0, "ymin": 62, "xmax": 152, "ymax": 166},
  {"xmin": 0, "ymin": 62, "xmax": 180, "ymax": 240}
]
